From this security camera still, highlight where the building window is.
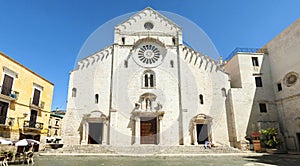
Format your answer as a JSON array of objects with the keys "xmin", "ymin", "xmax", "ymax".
[
  {"xmin": 1, "ymin": 74, "xmax": 14, "ymax": 96},
  {"xmin": 0, "ymin": 101, "xmax": 9, "ymax": 125},
  {"xmin": 277, "ymin": 83, "xmax": 282, "ymax": 92},
  {"xmin": 170, "ymin": 60, "xmax": 174, "ymax": 68},
  {"xmin": 255, "ymin": 77, "xmax": 263, "ymax": 87},
  {"xmin": 172, "ymin": 37, "xmax": 176, "ymax": 46},
  {"xmin": 121, "ymin": 37, "xmax": 125, "ymax": 45},
  {"xmin": 221, "ymin": 88, "xmax": 226, "ymax": 97},
  {"xmin": 199, "ymin": 94, "xmax": 204, "ymax": 104},
  {"xmin": 54, "ymin": 129, "xmax": 58, "ymax": 136},
  {"xmin": 95, "ymin": 94, "xmax": 99, "ymax": 104},
  {"xmin": 55, "ymin": 119, "xmax": 59, "ymax": 126},
  {"xmin": 124, "ymin": 60, "xmax": 128, "ymax": 68},
  {"xmin": 259, "ymin": 103, "xmax": 267, "ymax": 113},
  {"xmin": 32, "ymin": 88, "xmax": 41, "ymax": 106},
  {"xmin": 143, "ymin": 70, "xmax": 155, "ymax": 88},
  {"xmin": 72, "ymin": 88, "xmax": 77, "ymax": 97},
  {"xmin": 252, "ymin": 57, "xmax": 259, "ymax": 66}
]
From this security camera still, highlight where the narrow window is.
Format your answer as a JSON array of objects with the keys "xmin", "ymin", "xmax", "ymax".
[
  {"xmin": 199, "ymin": 94, "xmax": 204, "ymax": 104},
  {"xmin": 221, "ymin": 88, "xmax": 226, "ymax": 97},
  {"xmin": 172, "ymin": 37, "xmax": 176, "ymax": 46},
  {"xmin": 144, "ymin": 74, "xmax": 149, "ymax": 87},
  {"xmin": 55, "ymin": 119, "xmax": 59, "ymax": 126},
  {"xmin": 259, "ymin": 103, "xmax": 267, "ymax": 113},
  {"xmin": 124, "ymin": 60, "xmax": 128, "ymax": 68},
  {"xmin": 95, "ymin": 94, "xmax": 99, "ymax": 104},
  {"xmin": 150, "ymin": 74, "xmax": 154, "ymax": 87},
  {"xmin": 72, "ymin": 88, "xmax": 77, "ymax": 97},
  {"xmin": 277, "ymin": 83, "xmax": 282, "ymax": 92},
  {"xmin": 122, "ymin": 37, "xmax": 125, "ymax": 45},
  {"xmin": 252, "ymin": 57, "xmax": 259, "ymax": 66},
  {"xmin": 54, "ymin": 129, "xmax": 58, "ymax": 136},
  {"xmin": 170, "ymin": 60, "xmax": 174, "ymax": 68},
  {"xmin": 255, "ymin": 77, "xmax": 263, "ymax": 87}
]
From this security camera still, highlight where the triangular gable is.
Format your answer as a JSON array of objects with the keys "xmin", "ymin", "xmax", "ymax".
[{"xmin": 115, "ymin": 7, "xmax": 182, "ymax": 35}]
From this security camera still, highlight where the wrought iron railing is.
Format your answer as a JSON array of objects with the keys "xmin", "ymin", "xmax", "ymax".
[
  {"xmin": 225, "ymin": 48, "xmax": 268, "ymax": 61},
  {"xmin": 23, "ymin": 120, "xmax": 43, "ymax": 130},
  {"xmin": 0, "ymin": 86, "xmax": 19, "ymax": 100}
]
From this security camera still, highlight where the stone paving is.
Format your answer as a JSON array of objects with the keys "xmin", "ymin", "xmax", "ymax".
[{"xmin": 10, "ymin": 154, "xmax": 300, "ymax": 166}]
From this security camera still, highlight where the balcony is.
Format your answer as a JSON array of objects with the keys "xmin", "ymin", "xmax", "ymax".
[
  {"xmin": 29, "ymin": 98, "xmax": 45, "ymax": 110},
  {"xmin": 23, "ymin": 120, "xmax": 43, "ymax": 130},
  {"xmin": 0, "ymin": 86, "xmax": 19, "ymax": 101}
]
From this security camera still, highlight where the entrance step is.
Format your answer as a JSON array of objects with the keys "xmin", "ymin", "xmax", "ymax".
[{"xmin": 43, "ymin": 144, "xmax": 242, "ymax": 154}]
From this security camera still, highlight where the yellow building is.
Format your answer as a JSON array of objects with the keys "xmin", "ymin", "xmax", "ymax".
[
  {"xmin": 0, "ymin": 52, "xmax": 54, "ymax": 146},
  {"xmin": 47, "ymin": 110, "xmax": 65, "ymax": 143}
]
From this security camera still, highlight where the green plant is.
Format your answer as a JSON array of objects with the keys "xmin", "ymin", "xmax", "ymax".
[{"xmin": 259, "ymin": 128, "xmax": 280, "ymax": 148}]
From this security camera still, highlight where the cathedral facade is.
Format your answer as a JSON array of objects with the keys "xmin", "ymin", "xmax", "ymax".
[
  {"xmin": 62, "ymin": 7, "xmax": 300, "ymax": 151},
  {"xmin": 62, "ymin": 7, "xmax": 230, "ymax": 146}
]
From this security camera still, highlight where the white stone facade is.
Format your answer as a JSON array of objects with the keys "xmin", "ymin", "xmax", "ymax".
[
  {"xmin": 62, "ymin": 7, "xmax": 300, "ymax": 151},
  {"xmin": 62, "ymin": 7, "xmax": 230, "ymax": 146}
]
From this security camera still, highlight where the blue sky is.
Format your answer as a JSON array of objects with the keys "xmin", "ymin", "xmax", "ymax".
[{"xmin": 0, "ymin": 0, "xmax": 299, "ymax": 110}]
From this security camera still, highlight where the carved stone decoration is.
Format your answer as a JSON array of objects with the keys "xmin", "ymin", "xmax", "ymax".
[
  {"xmin": 284, "ymin": 72, "xmax": 298, "ymax": 87},
  {"xmin": 190, "ymin": 114, "xmax": 213, "ymax": 145}
]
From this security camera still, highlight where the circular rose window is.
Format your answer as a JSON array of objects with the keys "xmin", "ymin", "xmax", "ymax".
[
  {"xmin": 284, "ymin": 72, "xmax": 298, "ymax": 87},
  {"xmin": 144, "ymin": 22, "xmax": 154, "ymax": 30}
]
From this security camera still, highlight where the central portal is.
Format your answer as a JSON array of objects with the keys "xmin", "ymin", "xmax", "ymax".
[{"xmin": 140, "ymin": 117, "xmax": 157, "ymax": 144}]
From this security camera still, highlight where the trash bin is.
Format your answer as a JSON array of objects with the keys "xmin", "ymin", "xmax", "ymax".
[{"xmin": 253, "ymin": 140, "xmax": 261, "ymax": 152}]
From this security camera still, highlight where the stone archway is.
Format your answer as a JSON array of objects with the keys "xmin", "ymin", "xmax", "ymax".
[
  {"xmin": 79, "ymin": 110, "xmax": 108, "ymax": 145},
  {"xmin": 190, "ymin": 114, "xmax": 213, "ymax": 145}
]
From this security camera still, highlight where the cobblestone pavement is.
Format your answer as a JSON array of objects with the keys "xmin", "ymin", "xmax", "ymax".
[{"xmin": 7, "ymin": 154, "xmax": 300, "ymax": 166}]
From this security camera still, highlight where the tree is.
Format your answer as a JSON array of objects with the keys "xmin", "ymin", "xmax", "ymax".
[{"xmin": 259, "ymin": 128, "xmax": 280, "ymax": 148}]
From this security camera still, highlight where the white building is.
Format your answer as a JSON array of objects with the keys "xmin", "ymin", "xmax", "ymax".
[{"xmin": 62, "ymin": 7, "xmax": 300, "ymax": 151}]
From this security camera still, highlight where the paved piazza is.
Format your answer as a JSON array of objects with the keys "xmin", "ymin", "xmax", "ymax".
[{"xmin": 7, "ymin": 154, "xmax": 300, "ymax": 166}]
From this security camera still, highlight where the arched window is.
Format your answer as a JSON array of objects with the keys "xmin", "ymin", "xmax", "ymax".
[
  {"xmin": 143, "ymin": 70, "xmax": 155, "ymax": 88},
  {"xmin": 172, "ymin": 37, "xmax": 176, "ymax": 46},
  {"xmin": 199, "ymin": 94, "xmax": 204, "ymax": 104},
  {"xmin": 72, "ymin": 88, "xmax": 77, "ymax": 97},
  {"xmin": 170, "ymin": 60, "xmax": 174, "ymax": 68},
  {"xmin": 221, "ymin": 88, "xmax": 227, "ymax": 97},
  {"xmin": 124, "ymin": 60, "xmax": 128, "ymax": 68},
  {"xmin": 95, "ymin": 94, "xmax": 99, "ymax": 104}
]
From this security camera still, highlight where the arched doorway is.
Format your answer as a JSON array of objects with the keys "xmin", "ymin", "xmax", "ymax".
[
  {"xmin": 79, "ymin": 110, "xmax": 108, "ymax": 145},
  {"xmin": 191, "ymin": 114, "xmax": 212, "ymax": 145}
]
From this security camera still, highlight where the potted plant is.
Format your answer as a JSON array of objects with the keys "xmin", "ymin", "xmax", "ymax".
[{"xmin": 259, "ymin": 128, "xmax": 280, "ymax": 153}]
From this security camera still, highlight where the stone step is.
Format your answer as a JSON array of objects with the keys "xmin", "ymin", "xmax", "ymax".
[{"xmin": 44, "ymin": 144, "xmax": 242, "ymax": 154}]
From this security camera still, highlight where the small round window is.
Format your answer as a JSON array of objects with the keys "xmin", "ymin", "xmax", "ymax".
[
  {"xmin": 144, "ymin": 22, "xmax": 154, "ymax": 30},
  {"xmin": 284, "ymin": 72, "xmax": 298, "ymax": 87}
]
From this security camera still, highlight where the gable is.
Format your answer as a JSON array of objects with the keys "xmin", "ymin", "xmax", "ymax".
[{"xmin": 115, "ymin": 7, "xmax": 182, "ymax": 36}]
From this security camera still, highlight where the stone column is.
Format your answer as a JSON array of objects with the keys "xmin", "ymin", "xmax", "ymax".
[
  {"xmin": 159, "ymin": 115, "xmax": 163, "ymax": 145},
  {"xmin": 135, "ymin": 117, "xmax": 140, "ymax": 145},
  {"xmin": 81, "ymin": 121, "xmax": 87, "ymax": 145},
  {"xmin": 102, "ymin": 122, "xmax": 108, "ymax": 145},
  {"xmin": 194, "ymin": 124, "xmax": 198, "ymax": 145}
]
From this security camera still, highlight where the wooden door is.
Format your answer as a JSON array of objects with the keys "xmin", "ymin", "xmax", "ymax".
[
  {"xmin": 88, "ymin": 123, "xmax": 103, "ymax": 144},
  {"xmin": 140, "ymin": 117, "xmax": 157, "ymax": 144},
  {"xmin": 32, "ymin": 89, "xmax": 41, "ymax": 106},
  {"xmin": 1, "ymin": 74, "xmax": 13, "ymax": 96},
  {"xmin": 0, "ymin": 101, "xmax": 9, "ymax": 124},
  {"xmin": 29, "ymin": 110, "xmax": 38, "ymax": 127}
]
